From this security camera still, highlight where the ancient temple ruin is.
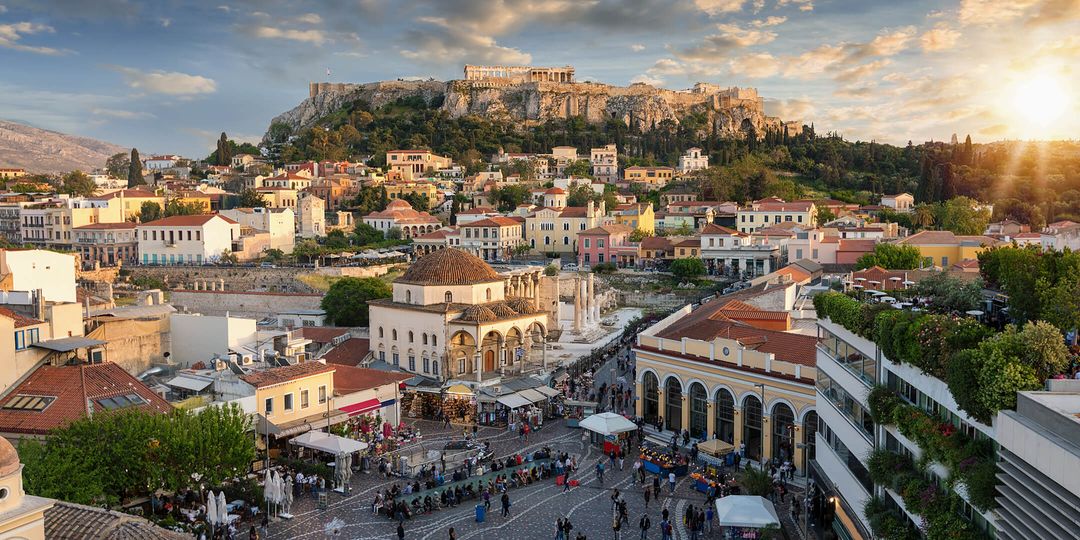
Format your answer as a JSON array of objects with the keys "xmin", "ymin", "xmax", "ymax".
[{"xmin": 463, "ymin": 64, "xmax": 575, "ymax": 84}]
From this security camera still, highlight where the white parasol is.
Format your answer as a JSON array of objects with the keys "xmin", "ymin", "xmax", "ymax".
[
  {"xmin": 216, "ymin": 491, "xmax": 228, "ymax": 526},
  {"xmin": 206, "ymin": 491, "xmax": 219, "ymax": 527},
  {"xmin": 578, "ymin": 411, "xmax": 637, "ymax": 436}
]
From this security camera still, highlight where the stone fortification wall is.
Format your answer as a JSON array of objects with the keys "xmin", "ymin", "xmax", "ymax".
[{"xmin": 169, "ymin": 289, "xmax": 322, "ymax": 318}]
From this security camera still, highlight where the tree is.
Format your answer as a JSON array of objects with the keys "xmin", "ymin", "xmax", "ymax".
[
  {"xmin": 564, "ymin": 159, "xmax": 593, "ymax": 179},
  {"xmin": 139, "ymin": 201, "xmax": 162, "ymax": 222},
  {"xmin": 60, "ymin": 170, "xmax": 97, "ymax": 197},
  {"xmin": 325, "ymin": 229, "xmax": 350, "ymax": 249},
  {"xmin": 321, "ymin": 277, "xmax": 392, "ymax": 326},
  {"xmin": 163, "ymin": 199, "xmax": 201, "ymax": 217},
  {"xmin": 127, "ymin": 148, "xmax": 145, "ymax": 186},
  {"xmin": 293, "ymin": 239, "xmax": 324, "ymax": 262},
  {"xmin": 992, "ymin": 198, "xmax": 1045, "ymax": 230},
  {"xmin": 910, "ymin": 272, "xmax": 983, "ymax": 314},
  {"xmin": 352, "ymin": 222, "xmax": 385, "ymax": 246},
  {"xmin": 216, "ymin": 132, "xmax": 232, "ymax": 166},
  {"xmin": 105, "ymin": 152, "xmax": 130, "ymax": 178},
  {"xmin": 670, "ymin": 258, "xmax": 705, "ymax": 280},
  {"xmin": 263, "ymin": 248, "xmax": 285, "ymax": 263},
  {"xmin": 912, "ymin": 204, "xmax": 935, "ymax": 229},
  {"xmin": 629, "ymin": 229, "xmax": 651, "ymax": 242},
  {"xmin": 219, "ymin": 250, "xmax": 238, "ymax": 265},
  {"xmin": 855, "ymin": 243, "xmax": 922, "ymax": 270},
  {"xmin": 816, "ymin": 206, "xmax": 837, "ymax": 224},
  {"xmin": 934, "ymin": 196, "xmax": 991, "ymax": 235},
  {"xmin": 544, "ymin": 264, "xmax": 559, "ymax": 276},
  {"xmin": 237, "ymin": 188, "xmax": 268, "ymax": 208}
]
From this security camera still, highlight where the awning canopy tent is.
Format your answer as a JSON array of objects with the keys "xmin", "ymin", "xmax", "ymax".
[
  {"xmin": 496, "ymin": 393, "xmax": 531, "ymax": 409},
  {"xmin": 31, "ymin": 337, "xmax": 106, "ymax": 352},
  {"xmin": 339, "ymin": 398, "xmax": 381, "ymax": 417},
  {"xmin": 578, "ymin": 412, "xmax": 637, "ymax": 436},
  {"xmin": 714, "ymin": 496, "xmax": 781, "ymax": 529},
  {"xmin": 165, "ymin": 375, "xmax": 213, "ymax": 392},
  {"xmin": 698, "ymin": 439, "xmax": 735, "ymax": 457},
  {"xmin": 256, "ymin": 410, "xmax": 350, "ymax": 438},
  {"xmin": 289, "ymin": 430, "xmax": 368, "ymax": 455},
  {"xmin": 534, "ymin": 386, "xmax": 561, "ymax": 398},
  {"xmin": 445, "ymin": 384, "xmax": 474, "ymax": 396},
  {"xmin": 517, "ymin": 388, "xmax": 548, "ymax": 404}
]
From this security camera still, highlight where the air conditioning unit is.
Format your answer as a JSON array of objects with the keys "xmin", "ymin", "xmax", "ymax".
[
  {"xmin": 241, "ymin": 355, "xmax": 254, "ymax": 366},
  {"xmin": 215, "ymin": 359, "xmax": 227, "ymax": 371}
]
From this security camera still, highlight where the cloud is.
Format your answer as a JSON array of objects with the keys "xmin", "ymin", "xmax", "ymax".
[
  {"xmin": 675, "ymin": 26, "xmax": 778, "ymax": 60},
  {"xmin": 249, "ymin": 26, "xmax": 327, "ymax": 44},
  {"xmin": 920, "ymin": 24, "xmax": 961, "ymax": 51},
  {"xmin": 91, "ymin": 107, "xmax": 155, "ymax": 120},
  {"xmin": 630, "ymin": 74, "xmax": 664, "ymax": 86},
  {"xmin": 834, "ymin": 59, "xmax": 892, "ymax": 83},
  {"xmin": 693, "ymin": 0, "xmax": 744, "ymax": 15},
  {"xmin": 0, "ymin": 22, "xmax": 67, "ymax": 55},
  {"xmin": 764, "ymin": 98, "xmax": 815, "ymax": 121},
  {"xmin": 728, "ymin": 53, "xmax": 782, "ymax": 78},
  {"xmin": 776, "ymin": 0, "xmax": 813, "ymax": 11},
  {"xmin": 294, "ymin": 13, "xmax": 322, "ymax": 24},
  {"xmin": 979, "ymin": 124, "xmax": 1009, "ymax": 136},
  {"xmin": 400, "ymin": 26, "xmax": 531, "ymax": 65},
  {"xmin": 958, "ymin": 0, "xmax": 1039, "ymax": 25},
  {"xmin": 1026, "ymin": 0, "xmax": 1080, "ymax": 26},
  {"xmin": 109, "ymin": 66, "xmax": 217, "ymax": 96},
  {"xmin": 753, "ymin": 16, "xmax": 787, "ymax": 27},
  {"xmin": 0, "ymin": 5, "xmax": 7, "ymax": 13},
  {"xmin": 630, "ymin": 43, "xmax": 645, "ymax": 52},
  {"xmin": 159, "ymin": 17, "xmax": 171, "ymax": 28},
  {"xmin": 859, "ymin": 26, "xmax": 917, "ymax": 58}
]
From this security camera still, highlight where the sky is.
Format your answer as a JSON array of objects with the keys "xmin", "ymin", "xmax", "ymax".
[{"xmin": 0, "ymin": 0, "xmax": 1077, "ymax": 158}]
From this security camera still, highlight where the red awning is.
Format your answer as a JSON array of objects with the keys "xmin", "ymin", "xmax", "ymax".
[{"xmin": 340, "ymin": 398, "xmax": 381, "ymax": 417}]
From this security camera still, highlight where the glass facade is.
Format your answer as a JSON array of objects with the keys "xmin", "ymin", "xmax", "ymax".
[
  {"xmin": 817, "ymin": 371, "xmax": 874, "ymax": 440},
  {"xmin": 818, "ymin": 326, "xmax": 877, "ymax": 386},
  {"xmin": 818, "ymin": 417, "xmax": 873, "ymax": 493}
]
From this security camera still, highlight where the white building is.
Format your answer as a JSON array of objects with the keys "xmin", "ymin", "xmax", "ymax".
[
  {"xmin": 880, "ymin": 193, "xmax": 914, "ymax": 212},
  {"xmin": 297, "ymin": 193, "xmax": 326, "ymax": 238},
  {"xmin": 136, "ymin": 214, "xmax": 239, "ymax": 265},
  {"xmin": 678, "ymin": 147, "xmax": 709, "ymax": 173},
  {"xmin": 590, "ymin": 144, "xmax": 618, "ymax": 183},
  {"xmin": 170, "ymin": 314, "xmax": 258, "ymax": 367},
  {"xmin": 220, "ymin": 207, "xmax": 296, "ymax": 254},
  {"xmin": 736, "ymin": 198, "xmax": 817, "ymax": 233},
  {"xmin": 699, "ymin": 224, "xmax": 782, "ymax": 277},
  {"xmin": 361, "ymin": 199, "xmax": 440, "ymax": 238},
  {"xmin": 457, "ymin": 217, "xmax": 524, "ymax": 262},
  {"xmin": 0, "ymin": 249, "xmax": 77, "ymax": 303},
  {"xmin": 143, "ymin": 154, "xmax": 181, "ymax": 171}
]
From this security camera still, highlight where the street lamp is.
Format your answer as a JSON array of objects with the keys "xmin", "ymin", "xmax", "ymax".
[{"xmin": 753, "ymin": 383, "xmax": 766, "ymax": 471}]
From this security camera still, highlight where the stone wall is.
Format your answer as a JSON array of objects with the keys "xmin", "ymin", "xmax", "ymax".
[
  {"xmin": 86, "ymin": 318, "xmax": 169, "ymax": 376},
  {"xmin": 127, "ymin": 266, "xmax": 317, "ymax": 293},
  {"xmin": 316, "ymin": 264, "xmax": 397, "ymax": 278},
  {"xmin": 169, "ymin": 289, "xmax": 323, "ymax": 318}
]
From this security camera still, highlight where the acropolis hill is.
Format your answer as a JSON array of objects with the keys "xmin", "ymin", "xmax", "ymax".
[{"xmin": 264, "ymin": 64, "xmax": 800, "ymax": 143}]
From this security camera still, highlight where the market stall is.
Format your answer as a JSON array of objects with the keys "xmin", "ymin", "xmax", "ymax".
[
  {"xmin": 714, "ymin": 496, "xmax": 781, "ymax": 539},
  {"xmin": 579, "ymin": 412, "xmax": 637, "ymax": 454},
  {"xmin": 639, "ymin": 446, "xmax": 689, "ymax": 477},
  {"xmin": 698, "ymin": 439, "xmax": 737, "ymax": 466},
  {"xmin": 690, "ymin": 464, "xmax": 738, "ymax": 494},
  {"xmin": 563, "ymin": 400, "xmax": 598, "ymax": 428}
]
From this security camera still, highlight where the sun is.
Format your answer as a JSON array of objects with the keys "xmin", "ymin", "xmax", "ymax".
[{"xmin": 1007, "ymin": 73, "xmax": 1070, "ymax": 133}]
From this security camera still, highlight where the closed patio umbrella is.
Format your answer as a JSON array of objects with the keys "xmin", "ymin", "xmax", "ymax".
[
  {"xmin": 216, "ymin": 491, "xmax": 228, "ymax": 526},
  {"xmin": 206, "ymin": 491, "xmax": 218, "ymax": 528}
]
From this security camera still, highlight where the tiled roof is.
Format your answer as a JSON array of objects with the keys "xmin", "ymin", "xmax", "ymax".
[
  {"xmin": 558, "ymin": 206, "xmax": 590, "ymax": 218},
  {"xmin": 462, "ymin": 217, "xmax": 520, "ymax": 227},
  {"xmin": 364, "ymin": 200, "xmax": 439, "ymax": 223},
  {"xmin": 459, "ymin": 206, "xmax": 497, "ymax": 215},
  {"xmin": 414, "ymin": 227, "xmax": 456, "ymax": 241},
  {"xmin": 1013, "ymin": 232, "xmax": 1042, "ymax": 239},
  {"xmin": 675, "ymin": 238, "xmax": 700, "ymax": 248},
  {"xmin": 137, "ymin": 214, "xmax": 235, "ymax": 227},
  {"xmin": 544, "ymin": 187, "xmax": 566, "ymax": 194},
  {"xmin": 640, "ymin": 236, "xmax": 672, "ymax": 250},
  {"xmin": 398, "ymin": 248, "xmax": 502, "ymax": 285},
  {"xmin": 74, "ymin": 222, "xmax": 136, "ymax": 230},
  {"xmin": 0, "ymin": 306, "xmax": 45, "ymax": 328},
  {"xmin": 299, "ymin": 326, "xmax": 351, "ymax": 344},
  {"xmin": 897, "ymin": 230, "xmax": 1001, "ymax": 247},
  {"xmin": 322, "ymin": 338, "xmax": 371, "ymax": 367},
  {"xmin": 45, "ymin": 501, "xmax": 190, "ymax": 540},
  {"xmin": 701, "ymin": 224, "xmax": 744, "ymax": 236},
  {"xmin": 88, "ymin": 189, "xmax": 158, "ymax": 200},
  {"xmin": 837, "ymin": 239, "xmax": 877, "ymax": 252},
  {"xmin": 333, "ymin": 365, "xmax": 409, "ymax": 394},
  {"xmin": 756, "ymin": 227, "xmax": 795, "ymax": 237},
  {"xmin": 240, "ymin": 362, "xmax": 335, "ymax": 388},
  {"xmin": 751, "ymin": 201, "xmax": 814, "ymax": 212},
  {"xmin": 775, "ymin": 265, "xmax": 812, "ymax": 283},
  {"xmin": 658, "ymin": 313, "xmax": 816, "ymax": 367},
  {"xmin": 581, "ymin": 224, "xmax": 633, "ymax": 236},
  {"xmin": 0, "ymin": 363, "xmax": 172, "ymax": 435}
]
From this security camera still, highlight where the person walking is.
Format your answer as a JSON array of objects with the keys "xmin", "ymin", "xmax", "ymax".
[
  {"xmin": 643, "ymin": 485, "xmax": 651, "ymax": 509},
  {"xmin": 638, "ymin": 513, "xmax": 651, "ymax": 540},
  {"xmin": 618, "ymin": 448, "xmax": 625, "ymax": 471},
  {"xmin": 596, "ymin": 460, "xmax": 605, "ymax": 485},
  {"xmin": 705, "ymin": 505, "xmax": 715, "ymax": 533},
  {"xmin": 633, "ymin": 459, "xmax": 642, "ymax": 484},
  {"xmin": 563, "ymin": 518, "xmax": 574, "ymax": 539},
  {"xmin": 659, "ymin": 518, "xmax": 672, "ymax": 540},
  {"xmin": 668, "ymin": 471, "xmax": 676, "ymax": 494},
  {"xmin": 397, "ymin": 523, "xmax": 405, "ymax": 540},
  {"xmin": 652, "ymin": 475, "xmax": 661, "ymax": 500},
  {"xmin": 563, "ymin": 469, "xmax": 573, "ymax": 493},
  {"xmin": 484, "ymin": 488, "xmax": 491, "ymax": 511},
  {"xmin": 556, "ymin": 518, "xmax": 566, "ymax": 540},
  {"xmin": 448, "ymin": 528, "xmax": 457, "ymax": 540},
  {"xmin": 501, "ymin": 492, "xmax": 511, "ymax": 517}
]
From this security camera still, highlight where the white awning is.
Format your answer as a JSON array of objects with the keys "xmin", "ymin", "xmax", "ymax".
[
  {"xmin": 534, "ymin": 386, "xmax": 561, "ymax": 398},
  {"xmin": 165, "ymin": 375, "xmax": 212, "ymax": 392},
  {"xmin": 289, "ymin": 430, "xmax": 368, "ymax": 455},
  {"xmin": 714, "ymin": 496, "xmax": 781, "ymax": 529},
  {"xmin": 496, "ymin": 393, "xmax": 531, "ymax": 409},
  {"xmin": 517, "ymin": 388, "xmax": 549, "ymax": 404}
]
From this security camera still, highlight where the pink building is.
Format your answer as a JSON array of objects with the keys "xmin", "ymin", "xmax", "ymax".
[{"xmin": 578, "ymin": 224, "xmax": 634, "ymax": 267}]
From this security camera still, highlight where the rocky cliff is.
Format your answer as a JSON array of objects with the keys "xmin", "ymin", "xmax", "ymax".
[
  {"xmin": 0, "ymin": 120, "xmax": 128, "ymax": 174},
  {"xmin": 264, "ymin": 79, "xmax": 790, "ymax": 144}
]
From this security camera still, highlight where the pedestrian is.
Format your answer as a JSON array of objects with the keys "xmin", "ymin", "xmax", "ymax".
[
  {"xmin": 613, "ymin": 514, "xmax": 622, "ymax": 540},
  {"xmin": 668, "ymin": 471, "xmax": 676, "ymax": 494},
  {"xmin": 738, "ymin": 442, "xmax": 745, "ymax": 459},
  {"xmin": 501, "ymin": 492, "xmax": 511, "ymax": 517},
  {"xmin": 449, "ymin": 527, "xmax": 457, "ymax": 540},
  {"xmin": 397, "ymin": 523, "xmax": 405, "ymax": 540},
  {"xmin": 652, "ymin": 476, "xmax": 661, "ymax": 499},
  {"xmin": 563, "ymin": 518, "xmax": 574, "ymax": 539},
  {"xmin": 611, "ymin": 488, "xmax": 621, "ymax": 510},
  {"xmin": 596, "ymin": 460, "xmax": 605, "ymax": 484},
  {"xmin": 639, "ymin": 513, "xmax": 651, "ymax": 540},
  {"xmin": 633, "ymin": 459, "xmax": 642, "ymax": 484},
  {"xmin": 660, "ymin": 518, "xmax": 672, "ymax": 540},
  {"xmin": 563, "ymin": 470, "xmax": 572, "ymax": 493},
  {"xmin": 556, "ymin": 518, "xmax": 566, "ymax": 540},
  {"xmin": 644, "ymin": 485, "xmax": 651, "ymax": 508},
  {"xmin": 484, "ymin": 488, "xmax": 491, "ymax": 511},
  {"xmin": 618, "ymin": 448, "xmax": 625, "ymax": 471},
  {"xmin": 705, "ymin": 505, "xmax": 714, "ymax": 533},
  {"xmin": 248, "ymin": 526, "xmax": 259, "ymax": 540}
]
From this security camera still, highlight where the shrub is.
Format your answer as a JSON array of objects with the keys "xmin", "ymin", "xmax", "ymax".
[
  {"xmin": 544, "ymin": 264, "xmax": 558, "ymax": 276},
  {"xmin": 946, "ymin": 349, "xmax": 992, "ymax": 423},
  {"xmin": 739, "ymin": 463, "xmax": 773, "ymax": 496},
  {"xmin": 868, "ymin": 385, "xmax": 901, "ymax": 423},
  {"xmin": 867, "ymin": 449, "xmax": 914, "ymax": 485},
  {"xmin": 591, "ymin": 262, "xmax": 617, "ymax": 274},
  {"xmin": 814, "ymin": 292, "xmax": 864, "ymax": 333},
  {"xmin": 959, "ymin": 459, "xmax": 998, "ymax": 512}
]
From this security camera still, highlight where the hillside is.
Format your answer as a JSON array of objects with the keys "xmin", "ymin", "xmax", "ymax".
[
  {"xmin": 264, "ymin": 79, "xmax": 795, "ymax": 146},
  {"xmin": 0, "ymin": 120, "xmax": 128, "ymax": 174}
]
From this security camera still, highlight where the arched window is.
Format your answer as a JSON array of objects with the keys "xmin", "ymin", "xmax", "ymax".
[
  {"xmin": 378, "ymin": 327, "xmax": 384, "ymax": 338},
  {"xmin": 408, "ymin": 331, "xmax": 414, "ymax": 343},
  {"xmin": 392, "ymin": 329, "xmax": 398, "ymax": 340},
  {"xmin": 445, "ymin": 291, "xmax": 453, "ymax": 303},
  {"xmin": 406, "ymin": 290, "xmax": 412, "ymax": 303},
  {"xmin": 486, "ymin": 288, "xmax": 492, "ymax": 301},
  {"xmin": 432, "ymin": 359, "xmax": 440, "ymax": 376},
  {"xmin": 432, "ymin": 335, "xmax": 438, "ymax": 347},
  {"xmin": 423, "ymin": 334, "xmax": 428, "ymax": 345}
]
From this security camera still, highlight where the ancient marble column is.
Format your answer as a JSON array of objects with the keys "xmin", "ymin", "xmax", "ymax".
[
  {"xmin": 573, "ymin": 277, "xmax": 583, "ymax": 333},
  {"xmin": 586, "ymin": 273, "xmax": 595, "ymax": 325}
]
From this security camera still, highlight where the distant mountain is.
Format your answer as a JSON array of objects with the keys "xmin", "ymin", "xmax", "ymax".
[{"xmin": 0, "ymin": 120, "xmax": 128, "ymax": 174}]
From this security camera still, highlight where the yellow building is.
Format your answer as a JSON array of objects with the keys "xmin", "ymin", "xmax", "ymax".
[
  {"xmin": 524, "ymin": 201, "xmax": 605, "ymax": 255},
  {"xmin": 256, "ymin": 187, "xmax": 299, "ymax": 210},
  {"xmin": 894, "ymin": 230, "xmax": 1003, "ymax": 268},
  {"xmin": 243, "ymin": 362, "xmax": 345, "ymax": 439},
  {"xmin": 171, "ymin": 192, "xmax": 212, "ymax": 213},
  {"xmin": 737, "ymin": 198, "xmax": 817, "ymax": 233},
  {"xmin": 383, "ymin": 181, "xmax": 440, "ymax": 208},
  {"xmin": 0, "ymin": 169, "xmax": 26, "ymax": 181},
  {"xmin": 386, "ymin": 150, "xmax": 453, "ymax": 181},
  {"xmin": 89, "ymin": 188, "xmax": 163, "ymax": 221},
  {"xmin": 634, "ymin": 281, "xmax": 819, "ymax": 472},
  {"xmin": 612, "ymin": 203, "xmax": 655, "ymax": 234},
  {"xmin": 623, "ymin": 166, "xmax": 674, "ymax": 189}
]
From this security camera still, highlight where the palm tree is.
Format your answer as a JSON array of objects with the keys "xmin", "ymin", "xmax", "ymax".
[{"xmin": 913, "ymin": 204, "xmax": 935, "ymax": 229}]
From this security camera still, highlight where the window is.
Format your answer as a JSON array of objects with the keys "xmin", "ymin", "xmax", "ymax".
[
  {"xmin": 284, "ymin": 393, "xmax": 294, "ymax": 411},
  {"xmin": 318, "ymin": 385, "xmax": 327, "ymax": 404},
  {"xmin": 563, "ymin": 236, "xmax": 569, "ymax": 245},
  {"xmin": 433, "ymin": 360, "xmax": 440, "ymax": 376},
  {"xmin": 584, "ymin": 254, "xmax": 590, "ymax": 263},
  {"xmin": 423, "ymin": 357, "xmax": 430, "ymax": 373},
  {"xmin": 432, "ymin": 335, "xmax": 437, "ymax": 346},
  {"xmin": 599, "ymin": 254, "xmax": 605, "ymax": 263},
  {"xmin": 301, "ymin": 390, "xmax": 309, "ymax": 408},
  {"xmin": 423, "ymin": 334, "xmax": 428, "ymax": 345},
  {"xmin": 379, "ymin": 327, "xmax": 384, "ymax": 338},
  {"xmin": 795, "ymin": 249, "xmax": 803, "ymax": 259},
  {"xmin": 408, "ymin": 331, "xmax": 414, "ymax": 343},
  {"xmin": 392, "ymin": 329, "xmax": 398, "ymax": 340},
  {"xmin": 458, "ymin": 358, "xmax": 466, "ymax": 373},
  {"xmin": 406, "ymin": 290, "xmax": 412, "ymax": 303},
  {"xmin": 408, "ymin": 355, "xmax": 416, "ymax": 371},
  {"xmin": 393, "ymin": 351, "xmax": 399, "ymax": 365},
  {"xmin": 817, "ymin": 370, "xmax": 874, "ymax": 440},
  {"xmin": 445, "ymin": 291, "xmax": 453, "ymax": 303},
  {"xmin": 584, "ymin": 239, "xmax": 590, "ymax": 248},
  {"xmin": 14, "ymin": 331, "xmax": 25, "ymax": 351},
  {"xmin": 941, "ymin": 256, "xmax": 949, "ymax": 266},
  {"xmin": 785, "ymin": 215, "xmax": 792, "ymax": 222},
  {"xmin": 264, "ymin": 397, "xmax": 274, "ymax": 415},
  {"xmin": 598, "ymin": 239, "xmax": 605, "ymax": 248},
  {"xmin": 486, "ymin": 288, "xmax": 492, "ymax": 301}
]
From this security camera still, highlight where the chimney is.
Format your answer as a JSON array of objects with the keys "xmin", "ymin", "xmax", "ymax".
[{"xmin": 34, "ymin": 288, "xmax": 45, "ymax": 321}]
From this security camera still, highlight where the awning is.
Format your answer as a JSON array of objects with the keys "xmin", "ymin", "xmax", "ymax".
[
  {"xmin": 534, "ymin": 386, "xmax": 561, "ymax": 398},
  {"xmin": 257, "ymin": 410, "xmax": 351, "ymax": 438},
  {"xmin": 289, "ymin": 430, "xmax": 368, "ymax": 455},
  {"xmin": 445, "ymin": 384, "xmax": 474, "ymax": 396},
  {"xmin": 339, "ymin": 398, "xmax": 381, "ymax": 417},
  {"xmin": 165, "ymin": 375, "xmax": 212, "ymax": 392},
  {"xmin": 698, "ymin": 439, "xmax": 735, "ymax": 457},
  {"xmin": 31, "ymin": 337, "xmax": 106, "ymax": 352},
  {"xmin": 517, "ymin": 388, "xmax": 548, "ymax": 404},
  {"xmin": 714, "ymin": 496, "xmax": 780, "ymax": 529},
  {"xmin": 496, "ymin": 393, "xmax": 531, "ymax": 409}
]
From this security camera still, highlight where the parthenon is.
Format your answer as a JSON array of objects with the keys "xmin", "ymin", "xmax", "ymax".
[{"xmin": 463, "ymin": 64, "xmax": 576, "ymax": 84}]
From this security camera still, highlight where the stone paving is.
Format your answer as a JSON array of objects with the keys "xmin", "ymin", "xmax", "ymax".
[{"xmin": 266, "ymin": 344, "xmax": 807, "ymax": 540}]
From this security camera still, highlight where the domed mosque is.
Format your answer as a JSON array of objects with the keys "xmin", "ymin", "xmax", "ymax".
[{"xmin": 368, "ymin": 248, "xmax": 550, "ymax": 384}]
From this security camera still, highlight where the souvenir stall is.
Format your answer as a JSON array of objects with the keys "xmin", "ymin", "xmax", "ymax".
[
  {"xmin": 563, "ymin": 400, "xmax": 598, "ymax": 428},
  {"xmin": 690, "ymin": 464, "xmax": 738, "ymax": 494},
  {"xmin": 639, "ymin": 445, "xmax": 690, "ymax": 476},
  {"xmin": 440, "ymin": 385, "xmax": 477, "ymax": 425},
  {"xmin": 698, "ymin": 439, "xmax": 737, "ymax": 467},
  {"xmin": 402, "ymin": 379, "xmax": 443, "ymax": 419},
  {"xmin": 579, "ymin": 412, "xmax": 637, "ymax": 455},
  {"xmin": 714, "ymin": 496, "xmax": 781, "ymax": 539}
]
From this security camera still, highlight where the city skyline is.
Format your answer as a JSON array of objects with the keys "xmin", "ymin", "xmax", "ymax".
[{"xmin": 0, "ymin": 0, "xmax": 1076, "ymax": 157}]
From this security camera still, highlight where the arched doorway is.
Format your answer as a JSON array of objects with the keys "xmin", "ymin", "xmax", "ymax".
[
  {"xmin": 484, "ymin": 350, "xmax": 495, "ymax": 372},
  {"xmin": 665, "ymin": 377, "xmax": 683, "ymax": 432},
  {"xmin": 742, "ymin": 395, "xmax": 763, "ymax": 462},
  {"xmin": 505, "ymin": 327, "xmax": 523, "ymax": 367},
  {"xmin": 643, "ymin": 372, "xmax": 659, "ymax": 425},
  {"xmin": 688, "ymin": 382, "xmax": 708, "ymax": 440},
  {"xmin": 772, "ymin": 403, "xmax": 796, "ymax": 464},
  {"xmin": 714, "ymin": 388, "xmax": 735, "ymax": 443},
  {"xmin": 803, "ymin": 410, "xmax": 818, "ymax": 472}
]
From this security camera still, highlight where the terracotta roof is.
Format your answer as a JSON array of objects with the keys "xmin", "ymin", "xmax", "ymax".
[
  {"xmin": 1013, "ymin": 232, "xmax": 1042, "ymax": 239},
  {"xmin": 897, "ymin": 230, "xmax": 1001, "ymax": 247},
  {"xmin": 88, "ymin": 189, "xmax": 158, "ymax": 200},
  {"xmin": 544, "ymin": 187, "xmax": 566, "ymax": 195},
  {"xmin": 837, "ymin": 239, "xmax": 877, "ymax": 252},
  {"xmin": 45, "ymin": 501, "xmax": 190, "ymax": 540},
  {"xmin": 462, "ymin": 217, "xmax": 520, "ymax": 227},
  {"xmin": 240, "ymin": 362, "xmax": 335, "ymax": 388},
  {"xmin": 558, "ymin": 206, "xmax": 590, "ymax": 218},
  {"xmin": 581, "ymin": 224, "xmax": 633, "ymax": 236},
  {"xmin": 756, "ymin": 227, "xmax": 795, "ymax": 237},
  {"xmin": 0, "ymin": 306, "xmax": 45, "ymax": 328},
  {"xmin": 299, "ymin": 326, "xmax": 351, "ymax": 344},
  {"xmin": 675, "ymin": 238, "xmax": 700, "ymax": 248},
  {"xmin": 657, "ymin": 314, "xmax": 816, "ymax": 367},
  {"xmin": 414, "ymin": 227, "xmax": 456, "ymax": 241},
  {"xmin": 322, "ymin": 338, "xmax": 371, "ymax": 367},
  {"xmin": 137, "ymin": 214, "xmax": 236, "ymax": 227},
  {"xmin": 640, "ymin": 236, "xmax": 673, "ymax": 250},
  {"xmin": 0, "ymin": 363, "xmax": 172, "ymax": 436},
  {"xmin": 701, "ymin": 224, "xmax": 744, "ymax": 236},
  {"xmin": 74, "ymin": 222, "xmax": 136, "ymax": 230},
  {"xmin": 333, "ymin": 365, "xmax": 409, "ymax": 394},
  {"xmin": 775, "ymin": 265, "xmax": 812, "ymax": 283},
  {"xmin": 750, "ymin": 201, "xmax": 814, "ymax": 212},
  {"xmin": 952, "ymin": 259, "xmax": 981, "ymax": 269},
  {"xmin": 458, "ymin": 206, "xmax": 497, "ymax": 215},
  {"xmin": 398, "ymin": 248, "xmax": 502, "ymax": 285},
  {"xmin": 364, "ymin": 200, "xmax": 439, "ymax": 223}
]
